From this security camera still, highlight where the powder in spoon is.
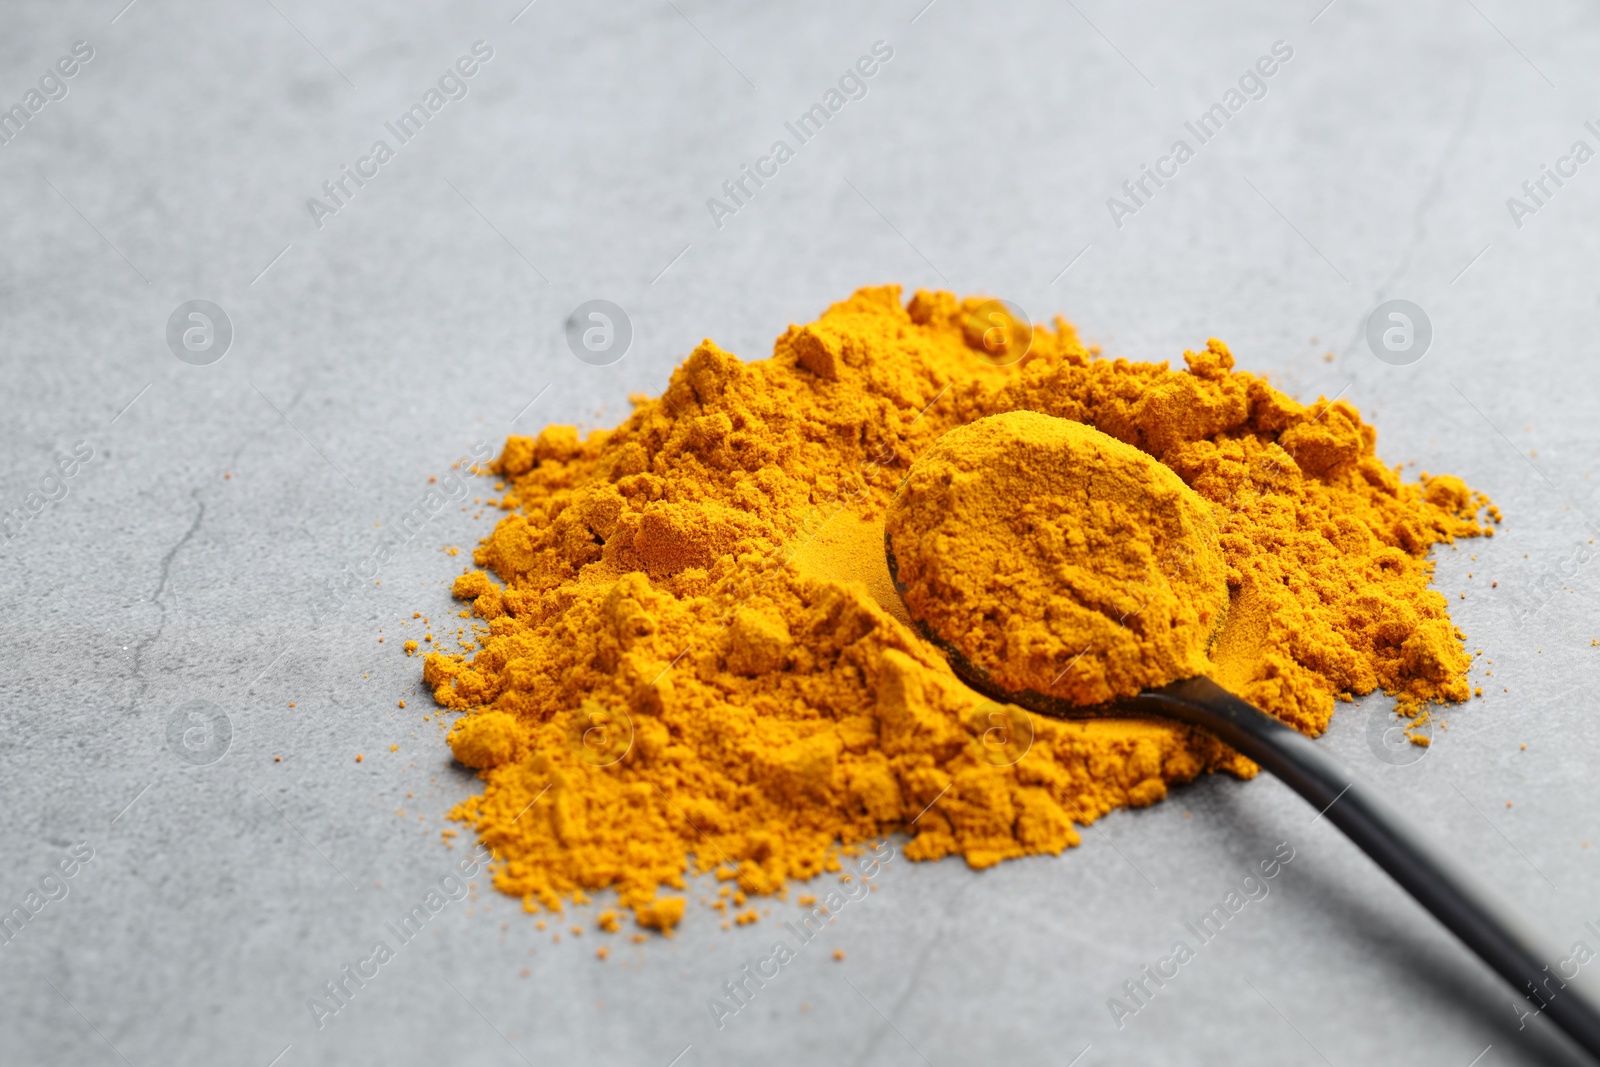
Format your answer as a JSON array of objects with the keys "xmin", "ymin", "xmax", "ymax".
[
  {"xmin": 885, "ymin": 410, "xmax": 1229, "ymax": 705},
  {"xmin": 426, "ymin": 287, "xmax": 1495, "ymax": 930}
]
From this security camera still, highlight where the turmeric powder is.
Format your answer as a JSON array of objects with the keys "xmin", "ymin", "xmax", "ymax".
[
  {"xmin": 885, "ymin": 410, "xmax": 1231, "ymax": 706},
  {"xmin": 427, "ymin": 286, "xmax": 1494, "ymax": 932}
]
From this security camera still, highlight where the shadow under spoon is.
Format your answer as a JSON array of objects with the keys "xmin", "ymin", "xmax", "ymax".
[{"xmin": 886, "ymin": 540, "xmax": 1600, "ymax": 1060}]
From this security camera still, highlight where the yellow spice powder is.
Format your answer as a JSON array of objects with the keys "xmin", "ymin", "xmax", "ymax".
[
  {"xmin": 885, "ymin": 409, "xmax": 1232, "ymax": 705},
  {"xmin": 425, "ymin": 286, "xmax": 1495, "ymax": 932}
]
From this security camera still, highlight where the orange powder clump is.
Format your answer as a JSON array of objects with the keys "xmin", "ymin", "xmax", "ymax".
[
  {"xmin": 448, "ymin": 710, "xmax": 521, "ymax": 770},
  {"xmin": 633, "ymin": 895, "xmax": 686, "ymax": 935},
  {"xmin": 885, "ymin": 410, "xmax": 1230, "ymax": 706},
  {"xmin": 425, "ymin": 286, "xmax": 1495, "ymax": 930}
]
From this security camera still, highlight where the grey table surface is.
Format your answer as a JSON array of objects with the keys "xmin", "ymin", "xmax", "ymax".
[{"xmin": 3, "ymin": 1, "xmax": 1600, "ymax": 1064}]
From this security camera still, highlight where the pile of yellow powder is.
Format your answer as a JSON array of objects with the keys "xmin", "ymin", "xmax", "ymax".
[{"xmin": 425, "ymin": 286, "xmax": 1496, "ymax": 932}]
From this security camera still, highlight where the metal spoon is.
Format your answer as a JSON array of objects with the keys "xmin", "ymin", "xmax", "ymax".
[{"xmin": 886, "ymin": 536, "xmax": 1600, "ymax": 1058}]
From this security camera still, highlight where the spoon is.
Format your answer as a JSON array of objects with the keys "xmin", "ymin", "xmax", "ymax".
[{"xmin": 887, "ymin": 523, "xmax": 1600, "ymax": 1058}]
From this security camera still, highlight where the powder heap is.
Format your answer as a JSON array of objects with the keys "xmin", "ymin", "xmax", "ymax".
[
  {"xmin": 427, "ymin": 286, "xmax": 1495, "ymax": 931},
  {"xmin": 884, "ymin": 410, "xmax": 1230, "ymax": 706}
]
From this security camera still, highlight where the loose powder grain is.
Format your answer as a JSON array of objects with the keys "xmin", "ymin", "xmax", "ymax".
[{"xmin": 427, "ymin": 286, "xmax": 1496, "ymax": 932}]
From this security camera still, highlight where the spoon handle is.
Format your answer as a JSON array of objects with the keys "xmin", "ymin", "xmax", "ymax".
[{"xmin": 1138, "ymin": 676, "xmax": 1600, "ymax": 1058}]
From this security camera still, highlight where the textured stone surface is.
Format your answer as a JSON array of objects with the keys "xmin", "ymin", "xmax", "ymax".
[{"xmin": 2, "ymin": 1, "xmax": 1598, "ymax": 1064}]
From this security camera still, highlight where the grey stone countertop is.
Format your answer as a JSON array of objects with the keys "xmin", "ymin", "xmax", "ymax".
[{"xmin": 3, "ymin": 0, "xmax": 1599, "ymax": 1064}]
